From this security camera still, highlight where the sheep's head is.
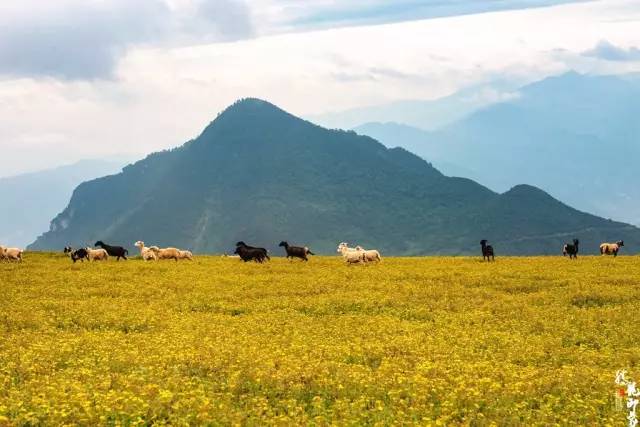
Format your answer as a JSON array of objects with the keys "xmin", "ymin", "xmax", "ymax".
[
  {"xmin": 337, "ymin": 242, "xmax": 348, "ymax": 253},
  {"xmin": 480, "ymin": 240, "xmax": 488, "ymax": 245},
  {"xmin": 236, "ymin": 241, "xmax": 246, "ymax": 247},
  {"xmin": 618, "ymin": 240, "xmax": 624, "ymax": 247},
  {"xmin": 95, "ymin": 241, "xmax": 104, "ymax": 247},
  {"xmin": 278, "ymin": 241, "xmax": 288, "ymax": 247},
  {"xmin": 134, "ymin": 241, "xmax": 144, "ymax": 248},
  {"xmin": 355, "ymin": 245, "xmax": 364, "ymax": 251}
]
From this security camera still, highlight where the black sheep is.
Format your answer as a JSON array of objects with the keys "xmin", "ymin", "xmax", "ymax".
[
  {"xmin": 234, "ymin": 245, "xmax": 268, "ymax": 263},
  {"xmin": 95, "ymin": 241, "xmax": 128, "ymax": 260},
  {"xmin": 70, "ymin": 248, "xmax": 89, "ymax": 263},
  {"xmin": 562, "ymin": 239, "xmax": 579, "ymax": 259},
  {"xmin": 480, "ymin": 240, "xmax": 495, "ymax": 262},
  {"xmin": 236, "ymin": 242, "xmax": 270, "ymax": 261},
  {"xmin": 279, "ymin": 241, "xmax": 314, "ymax": 261}
]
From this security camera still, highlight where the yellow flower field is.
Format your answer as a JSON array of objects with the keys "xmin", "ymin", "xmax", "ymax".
[{"xmin": 1, "ymin": 253, "xmax": 639, "ymax": 425}]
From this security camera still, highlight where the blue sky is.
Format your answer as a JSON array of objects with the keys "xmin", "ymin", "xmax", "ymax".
[
  {"xmin": 0, "ymin": 0, "xmax": 639, "ymax": 176},
  {"xmin": 290, "ymin": 0, "xmax": 589, "ymax": 28}
]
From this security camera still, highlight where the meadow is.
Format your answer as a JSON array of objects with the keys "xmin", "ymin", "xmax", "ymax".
[{"xmin": 1, "ymin": 253, "xmax": 639, "ymax": 425}]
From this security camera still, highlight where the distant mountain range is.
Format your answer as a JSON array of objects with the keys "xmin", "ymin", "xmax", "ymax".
[
  {"xmin": 0, "ymin": 160, "xmax": 130, "ymax": 248},
  {"xmin": 309, "ymin": 80, "xmax": 520, "ymax": 131},
  {"xmin": 354, "ymin": 72, "xmax": 640, "ymax": 226},
  {"xmin": 30, "ymin": 99, "xmax": 640, "ymax": 255}
]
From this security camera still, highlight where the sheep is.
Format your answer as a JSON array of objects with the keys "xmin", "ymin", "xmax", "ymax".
[
  {"xmin": 69, "ymin": 248, "xmax": 89, "ymax": 263},
  {"xmin": 562, "ymin": 239, "xmax": 579, "ymax": 259},
  {"xmin": 149, "ymin": 246, "xmax": 181, "ymax": 261},
  {"xmin": 95, "ymin": 241, "xmax": 128, "ymax": 261},
  {"xmin": 354, "ymin": 245, "xmax": 382, "ymax": 263},
  {"xmin": 337, "ymin": 244, "xmax": 366, "ymax": 265},
  {"xmin": 480, "ymin": 240, "xmax": 495, "ymax": 262},
  {"xmin": 337, "ymin": 242, "xmax": 359, "ymax": 254},
  {"xmin": 2, "ymin": 246, "xmax": 23, "ymax": 262},
  {"xmin": 279, "ymin": 241, "xmax": 314, "ymax": 261},
  {"xmin": 86, "ymin": 247, "xmax": 108, "ymax": 261},
  {"xmin": 234, "ymin": 245, "xmax": 268, "ymax": 263},
  {"xmin": 236, "ymin": 242, "xmax": 270, "ymax": 261},
  {"xmin": 600, "ymin": 240, "xmax": 624, "ymax": 257},
  {"xmin": 178, "ymin": 250, "xmax": 194, "ymax": 261},
  {"xmin": 135, "ymin": 241, "xmax": 158, "ymax": 261}
]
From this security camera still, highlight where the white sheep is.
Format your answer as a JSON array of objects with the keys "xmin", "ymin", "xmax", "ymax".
[
  {"xmin": 148, "ymin": 245, "xmax": 181, "ymax": 261},
  {"xmin": 178, "ymin": 250, "xmax": 193, "ymax": 261},
  {"xmin": 355, "ymin": 245, "xmax": 382, "ymax": 263},
  {"xmin": 86, "ymin": 247, "xmax": 108, "ymax": 261},
  {"xmin": 1, "ymin": 246, "xmax": 23, "ymax": 262},
  {"xmin": 338, "ymin": 244, "xmax": 366, "ymax": 265},
  {"xmin": 135, "ymin": 241, "xmax": 158, "ymax": 261},
  {"xmin": 337, "ymin": 242, "xmax": 359, "ymax": 254}
]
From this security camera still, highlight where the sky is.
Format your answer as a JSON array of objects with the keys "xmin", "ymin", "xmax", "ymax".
[{"xmin": 1, "ymin": 0, "xmax": 640, "ymax": 177}]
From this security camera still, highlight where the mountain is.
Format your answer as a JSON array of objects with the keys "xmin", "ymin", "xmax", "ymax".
[
  {"xmin": 308, "ymin": 81, "xmax": 519, "ymax": 130},
  {"xmin": 29, "ymin": 98, "xmax": 640, "ymax": 255},
  {"xmin": 0, "ymin": 159, "xmax": 130, "ymax": 248},
  {"xmin": 354, "ymin": 72, "xmax": 640, "ymax": 226},
  {"xmin": 353, "ymin": 122, "xmax": 484, "ymax": 181}
]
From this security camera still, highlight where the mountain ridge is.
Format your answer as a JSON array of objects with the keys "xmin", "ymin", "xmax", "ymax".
[
  {"xmin": 29, "ymin": 98, "xmax": 640, "ymax": 255},
  {"xmin": 354, "ymin": 72, "xmax": 640, "ymax": 226}
]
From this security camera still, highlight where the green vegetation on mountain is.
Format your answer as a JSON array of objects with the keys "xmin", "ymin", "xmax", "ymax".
[
  {"xmin": 355, "ymin": 72, "xmax": 640, "ymax": 226},
  {"xmin": 30, "ymin": 98, "xmax": 640, "ymax": 255}
]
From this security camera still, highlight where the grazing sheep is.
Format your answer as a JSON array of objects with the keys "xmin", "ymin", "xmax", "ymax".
[
  {"xmin": 600, "ymin": 240, "xmax": 624, "ymax": 257},
  {"xmin": 2, "ymin": 246, "xmax": 23, "ymax": 262},
  {"xmin": 562, "ymin": 239, "xmax": 579, "ymax": 259},
  {"xmin": 95, "ymin": 241, "xmax": 128, "ymax": 261},
  {"xmin": 86, "ymin": 247, "xmax": 109, "ymax": 261},
  {"xmin": 69, "ymin": 248, "xmax": 89, "ymax": 263},
  {"xmin": 279, "ymin": 241, "xmax": 314, "ymax": 261},
  {"xmin": 135, "ymin": 241, "xmax": 158, "ymax": 261},
  {"xmin": 148, "ymin": 246, "xmax": 181, "ymax": 261},
  {"xmin": 354, "ymin": 245, "xmax": 382, "ymax": 263},
  {"xmin": 234, "ymin": 245, "xmax": 268, "ymax": 263},
  {"xmin": 236, "ymin": 242, "xmax": 270, "ymax": 261},
  {"xmin": 178, "ymin": 250, "xmax": 194, "ymax": 261},
  {"xmin": 337, "ymin": 244, "xmax": 366, "ymax": 265},
  {"xmin": 480, "ymin": 240, "xmax": 495, "ymax": 262}
]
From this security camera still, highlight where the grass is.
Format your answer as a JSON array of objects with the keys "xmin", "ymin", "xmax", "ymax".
[{"xmin": 1, "ymin": 253, "xmax": 639, "ymax": 425}]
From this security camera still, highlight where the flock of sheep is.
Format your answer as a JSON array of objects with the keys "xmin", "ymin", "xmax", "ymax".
[{"xmin": 0, "ymin": 238, "xmax": 628, "ymax": 264}]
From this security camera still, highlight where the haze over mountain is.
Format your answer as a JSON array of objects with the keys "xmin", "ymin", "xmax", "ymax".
[
  {"xmin": 309, "ymin": 81, "xmax": 519, "ymax": 131},
  {"xmin": 30, "ymin": 99, "xmax": 640, "ymax": 255},
  {"xmin": 0, "ymin": 159, "xmax": 131, "ymax": 248},
  {"xmin": 354, "ymin": 72, "xmax": 640, "ymax": 226}
]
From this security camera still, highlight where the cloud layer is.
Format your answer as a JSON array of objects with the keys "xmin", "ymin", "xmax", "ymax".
[
  {"xmin": 1, "ymin": 0, "xmax": 640, "ymax": 176},
  {"xmin": 0, "ymin": 0, "xmax": 588, "ymax": 81},
  {"xmin": 583, "ymin": 40, "xmax": 640, "ymax": 62}
]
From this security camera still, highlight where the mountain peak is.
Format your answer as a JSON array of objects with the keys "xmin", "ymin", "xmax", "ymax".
[{"xmin": 218, "ymin": 98, "xmax": 291, "ymax": 120}]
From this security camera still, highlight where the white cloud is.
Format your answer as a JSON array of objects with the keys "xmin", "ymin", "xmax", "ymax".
[{"xmin": 1, "ymin": 0, "xmax": 640, "ymax": 176}]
